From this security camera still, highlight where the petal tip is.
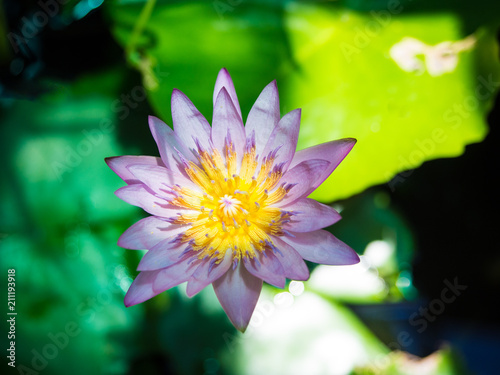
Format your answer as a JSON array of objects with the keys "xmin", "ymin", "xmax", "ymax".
[
  {"xmin": 124, "ymin": 291, "xmax": 139, "ymax": 308},
  {"xmin": 104, "ymin": 156, "xmax": 115, "ymax": 165},
  {"xmin": 229, "ymin": 315, "xmax": 251, "ymax": 333},
  {"xmin": 293, "ymin": 271, "xmax": 311, "ymax": 282},
  {"xmin": 148, "ymin": 115, "xmax": 168, "ymax": 129},
  {"xmin": 335, "ymin": 243, "xmax": 361, "ymax": 266},
  {"xmin": 116, "ymin": 236, "xmax": 125, "ymax": 248},
  {"xmin": 348, "ymin": 251, "xmax": 361, "ymax": 265},
  {"xmin": 105, "ymin": 156, "xmax": 123, "ymax": 172},
  {"xmin": 118, "ymin": 231, "xmax": 143, "ymax": 250},
  {"xmin": 136, "ymin": 258, "xmax": 157, "ymax": 272},
  {"xmin": 171, "ymin": 88, "xmax": 184, "ymax": 100},
  {"xmin": 344, "ymin": 137, "xmax": 357, "ymax": 145},
  {"xmin": 236, "ymin": 325, "xmax": 248, "ymax": 333},
  {"xmin": 185, "ymin": 281, "xmax": 199, "ymax": 298},
  {"xmin": 215, "ymin": 68, "xmax": 233, "ymax": 88},
  {"xmin": 114, "ymin": 188, "xmax": 124, "ymax": 199},
  {"xmin": 341, "ymin": 138, "xmax": 357, "ymax": 152},
  {"xmin": 215, "ymin": 86, "xmax": 229, "ymax": 101},
  {"xmin": 218, "ymin": 67, "xmax": 230, "ymax": 77}
]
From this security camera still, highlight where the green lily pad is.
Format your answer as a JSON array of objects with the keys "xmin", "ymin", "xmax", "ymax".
[{"xmin": 283, "ymin": 3, "xmax": 500, "ymax": 201}]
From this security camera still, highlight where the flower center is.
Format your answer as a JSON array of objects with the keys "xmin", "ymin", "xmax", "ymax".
[
  {"xmin": 218, "ymin": 194, "xmax": 242, "ymax": 218},
  {"xmin": 167, "ymin": 140, "xmax": 294, "ymax": 265}
]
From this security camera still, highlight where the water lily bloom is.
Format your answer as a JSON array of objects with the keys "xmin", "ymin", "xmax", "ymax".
[{"xmin": 106, "ymin": 68, "xmax": 359, "ymax": 332}]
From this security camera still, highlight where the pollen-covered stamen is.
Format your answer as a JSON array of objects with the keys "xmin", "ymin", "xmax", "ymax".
[
  {"xmin": 171, "ymin": 139, "xmax": 297, "ymax": 264},
  {"xmin": 224, "ymin": 131, "xmax": 237, "ymax": 177},
  {"xmin": 240, "ymin": 134, "xmax": 258, "ymax": 180}
]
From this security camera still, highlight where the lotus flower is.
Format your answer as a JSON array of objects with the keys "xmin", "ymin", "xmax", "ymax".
[{"xmin": 106, "ymin": 68, "xmax": 359, "ymax": 332}]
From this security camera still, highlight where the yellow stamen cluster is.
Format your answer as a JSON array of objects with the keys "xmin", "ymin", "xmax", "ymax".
[{"xmin": 170, "ymin": 142, "xmax": 291, "ymax": 264}]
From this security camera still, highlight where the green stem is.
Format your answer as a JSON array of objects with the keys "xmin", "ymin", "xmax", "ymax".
[{"xmin": 125, "ymin": 0, "xmax": 157, "ymax": 63}]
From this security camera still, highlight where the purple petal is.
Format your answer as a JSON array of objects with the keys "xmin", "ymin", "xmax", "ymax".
[
  {"xmin": 281, "ymin": 230, "xmax": 360, "ymax": 265},
  {"xmin": 118, "ymin": 216, "xmax": 188, "ymax": 250},
  {"xmin": 124, "ymin": 270, "xmax": 161, "ymax": 307},
  {"xmin": 105, "ymin": 156, "xmax": 164, "ymax": 184},
  {"xmin": 271, "ymin": 237, "xmax": 310, "ymax": 281},
  {"xmin": 127, "ymin": 164, "xmax": 177, "ymax": 194},
  {"xmin": 289, "ymin": 138, "xmax": 356, "ymax": 196},
  {"xmin": 137, "ymin": 240, "xmax": 190, "ymax": 271},
  {"xmin": 148, "ymin": 115, "xmax": 196, "ymax": 172},
  {"xmin": 153, "ymin": 260, "xmax": 198, "ymax": 293},
  {"xmin": 128, "ymin": 164, "xmax": 199, "ymax": 196},
  {"xmin": 115, "ymin": 184, "xmax": 164, "ymax": 216},
  {"xmin": 211, "ymin": 87, "xmax": 246, "ymax": 157},
  {"xmin": 171, "ymin": 89, "xmax": 212, "ymax": 152},
  {"xmin": 281, "ymin": 198, "xmax": 341, "ymax": 232},
  {"xmin": 260, "ymin": 109, "xmax": 301, "ymax": 172},
  {"xmin": 115, "ymin": 184, "xmax": 194, "ymax": 218},
  {"xmin": 213, "ymin": 263, "xmax": 262, "ymax": 332},
  {"xmin": 186, "ymin": 251, "xmax": 232, "ymax": 297},
  {"xmin": 278, "ymin": 159, "xmax": 330, "ymax": 206},
  {"xmin": 245, "ymin": 80, "xmax": 280, "ymax": 156},
  {"xmin": 213, "ymin": 68, "xmax": 241, "ymax": 119},
  {"xmin": 243, "ymin": 250, "xmax": 286, "ymax": 288}
]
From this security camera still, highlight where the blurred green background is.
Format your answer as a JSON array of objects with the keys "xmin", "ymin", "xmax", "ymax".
[{"xmin": 1, "ymin": 0, "xmax": 500, "ymax": 374}]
